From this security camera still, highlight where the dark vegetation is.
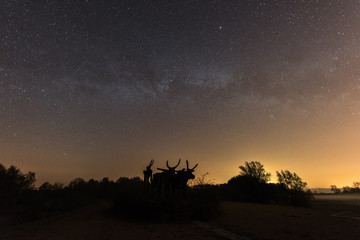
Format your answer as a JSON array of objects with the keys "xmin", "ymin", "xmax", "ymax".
[
  {"xmin": 330, "ymin": 182, "xmax": 360, "ymax": 194},
  {"xmin": 222, "ymin": 162, "xmax": 312, "ymax": 206},
  {"xmin": 1, "ymin": 161, "xmax": 312, "ymax": 226}
]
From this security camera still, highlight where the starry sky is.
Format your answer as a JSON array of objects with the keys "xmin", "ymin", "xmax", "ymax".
[{"xmin": 1, "ymin": 0, "xmax": 360, "ymax": 188}]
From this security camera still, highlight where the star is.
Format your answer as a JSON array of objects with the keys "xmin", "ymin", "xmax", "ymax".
[{"xmin": 0, "ymin": 0, "xmax": 359, "ymax": 187}]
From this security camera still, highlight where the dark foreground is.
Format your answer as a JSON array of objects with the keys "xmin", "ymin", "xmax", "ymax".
[
  {"xmin": 210, "ymin": 201, "xmax": 360, "ymax": 240},
  {"xmin": 1, "ymin": 200, "xmax": 360, "ymax": 240}
]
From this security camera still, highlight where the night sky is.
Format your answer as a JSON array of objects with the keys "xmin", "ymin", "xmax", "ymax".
[{"xmin": 1, "ymin": 0, "xmax": 360, "ymax": 187}]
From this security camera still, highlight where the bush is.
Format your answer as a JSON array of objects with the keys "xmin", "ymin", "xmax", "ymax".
[
  {"xmin": 224, "ymin": 175, "xmax": 312, "ymax": 206},
  {"xmin": 188, "ymin": 184, "xmax": 221, "ymax": 220},
  {"xmin": 0, "ymin": 163, "xmax": 36, "ymax": 207},
  {"xmin": 111, "ymin": 183, "xmax": 221, "ymax": 222}
]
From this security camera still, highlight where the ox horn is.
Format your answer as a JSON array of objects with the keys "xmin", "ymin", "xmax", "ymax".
[
  {"xmin": 186, "ymin": 160, "xmax": 198, "ymax": 170},
  {"xmin": 167, "ymin": 159, "xmax": 181, "ymax": 169}
]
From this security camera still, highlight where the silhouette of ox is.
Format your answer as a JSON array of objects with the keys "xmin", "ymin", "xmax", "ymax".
[
  {"xmin": 143, "ymin": 159, "xmax": 154, "ymax": 195},
  {"xmin": 145, "ymin": 159, "xmax": 198, "ymax": 201},
  {"xmin": 173, "ymin": 160, "xmax": 198, "ymax": 199}
]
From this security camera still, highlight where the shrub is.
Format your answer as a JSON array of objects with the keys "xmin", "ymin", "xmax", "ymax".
[{"xmin": 0, "ymin": 163, "xmax": 36, "ymax": 206}]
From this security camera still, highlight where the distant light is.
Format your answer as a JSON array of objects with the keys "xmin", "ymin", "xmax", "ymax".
[{"xmin": 219, "ymin": 26, "xmax": 223, "ymax": 30}]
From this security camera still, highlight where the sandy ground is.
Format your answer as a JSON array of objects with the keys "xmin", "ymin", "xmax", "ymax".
[
  {"xmin": 314, "ymin": 194, "xmax": 360, "ymax": 202},
  {"xmin": 211, "ymin": 201, "xmax": 360, "ymax": 240},
  {"xmin": 0, "ymin": 202, "xmax": 223, "ymax": 240},
  {"xmin": 1, "ymin": 201, "xmax": 360, "ymax": 240}
]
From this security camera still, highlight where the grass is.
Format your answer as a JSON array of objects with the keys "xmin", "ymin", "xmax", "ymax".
[
  {"xmin": 3, "ymin": 198, "xmax": 360, "ymax": 240},
  {"xmin": 312, "ymin": 193, "xmax": 360, "ymax": 212},
  {"xmin": 209, "ymin": 201, "xmax": 360, "ymax": 240}
]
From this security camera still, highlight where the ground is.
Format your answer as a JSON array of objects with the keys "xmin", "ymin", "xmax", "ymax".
[
  {"xmin": 211, "ymin": 201, "xmax": 360, "ymax": 240},
  {"xmin": 0, "ymin": 202, "xmax": 223, "ymax": 240},
  {"xmin": 1, "ymin": 196, "xmax": 360, "ymax": 240}
]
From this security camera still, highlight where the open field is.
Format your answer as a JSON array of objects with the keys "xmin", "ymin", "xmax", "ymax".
[
  {"xmin": 0, "ymin": 202, "xmax": 223, "ymax": 240},
  {"xmin": 1, "ymin": 199, "xmax": 360, "ymax": 240},
  {"xmin": 210, "ymin": 201, "xmax": 360, "ymax": 240},
  {"xmin": 314, "ymin": 193, "xmax": 360, "ymax": 202},
  {"xmin": 312, "ymin": 193, "xmax": 360, "ymax": 212}
]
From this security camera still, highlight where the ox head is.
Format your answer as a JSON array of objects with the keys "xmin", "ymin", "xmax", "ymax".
[
  {"xmin": 157, "ymin": 158, "xmax": 181, "ymax": 174},
  {"xmin": 176, "ymin": 160, "xmax": 198, "ymax": 184},
  {"xmin": 185, "ymin": 160, "xmax": 198, "ymax": 179},
  {"xmin": 146, "ymin": 159, "xmax": 154, "ymax": 171}
]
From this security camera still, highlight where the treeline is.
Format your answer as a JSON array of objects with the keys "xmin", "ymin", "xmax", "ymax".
[
  {"xmin": 191, "ymin": 161, "xmax": 312, "ymax": 207},
  {"xmin": 330, "ymin": 182, "xmax": 360, "ymax": 194},
  {"xmin": 0, "ymin": 161, "xmax": 312, "ymax": 223},
  {"xmin": 0, "ymin": 163, "xmax": 143, "ymax": 222},
  {"xmin": 0, "ymin": 163, "xmax": 36, "ymax": 207}
]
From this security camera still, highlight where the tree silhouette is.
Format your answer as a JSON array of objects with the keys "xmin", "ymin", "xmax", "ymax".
[
  {"xmin": 190, "ymin": 172, "xmax": 215, "ymax": 186},
  {"xmin": 67, "ymin": 177, "xmax": 86, "ymax": 190},
  {"xmin": 0, "ymin": 163, "xmax": 36, "ymax": 205},
  {"xmin": 276, "ymin": 170, "xmax": 307, "ymax": 191},
  {"xmin": 353, "ymin": 181, "xmax": 360, "ymax": 191},
  {"xmin": 239, "ymin": 161, "xmax": 271, "ymax": 183},
  {"xmin": 39, "ymin": 182, "xmax": 64, "ymax": 191},
  {"xmin": 343, "ymin": 186, "xmax": 351, "ymax": 193},
  {"xmin": 330, "ymin": 185, "xmax": 341, "ymax": 194},
  {"xmin": 0, "ymin": 164, "xmax": 35, "ymax": 191}
]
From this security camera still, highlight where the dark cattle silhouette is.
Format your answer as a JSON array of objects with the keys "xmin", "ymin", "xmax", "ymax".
[
  {"xmin": 143, "ymin": 159, "xmax": 154, "ymax": 184},
  {"xmin": 143, "ymin": 159, "xmax": 154, "ymax": 196},
  {"xmin": 152, "ymin": 159, "xmax": 181, "ymax": 200},
  {"xmin": 145, "ymin": 159, "xmax": 198, "ymax": 201},
  {"xmin": 173, "ymin": 160, "xmax": 198, "ymax": 198}
]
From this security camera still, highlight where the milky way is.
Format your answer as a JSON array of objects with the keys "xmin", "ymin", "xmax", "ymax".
[{"xmin": 1, "ymin": 0, "xmax": 360, "ymax": 187}]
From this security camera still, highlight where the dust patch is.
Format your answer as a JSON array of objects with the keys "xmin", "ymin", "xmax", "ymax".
[
  {"xmin": 192, "ymin": 221, "xmax": 250, "ymax": 240},
  {"xmin": 331, "ymin": 211, "xmax": 360, "ymax": 220}
]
